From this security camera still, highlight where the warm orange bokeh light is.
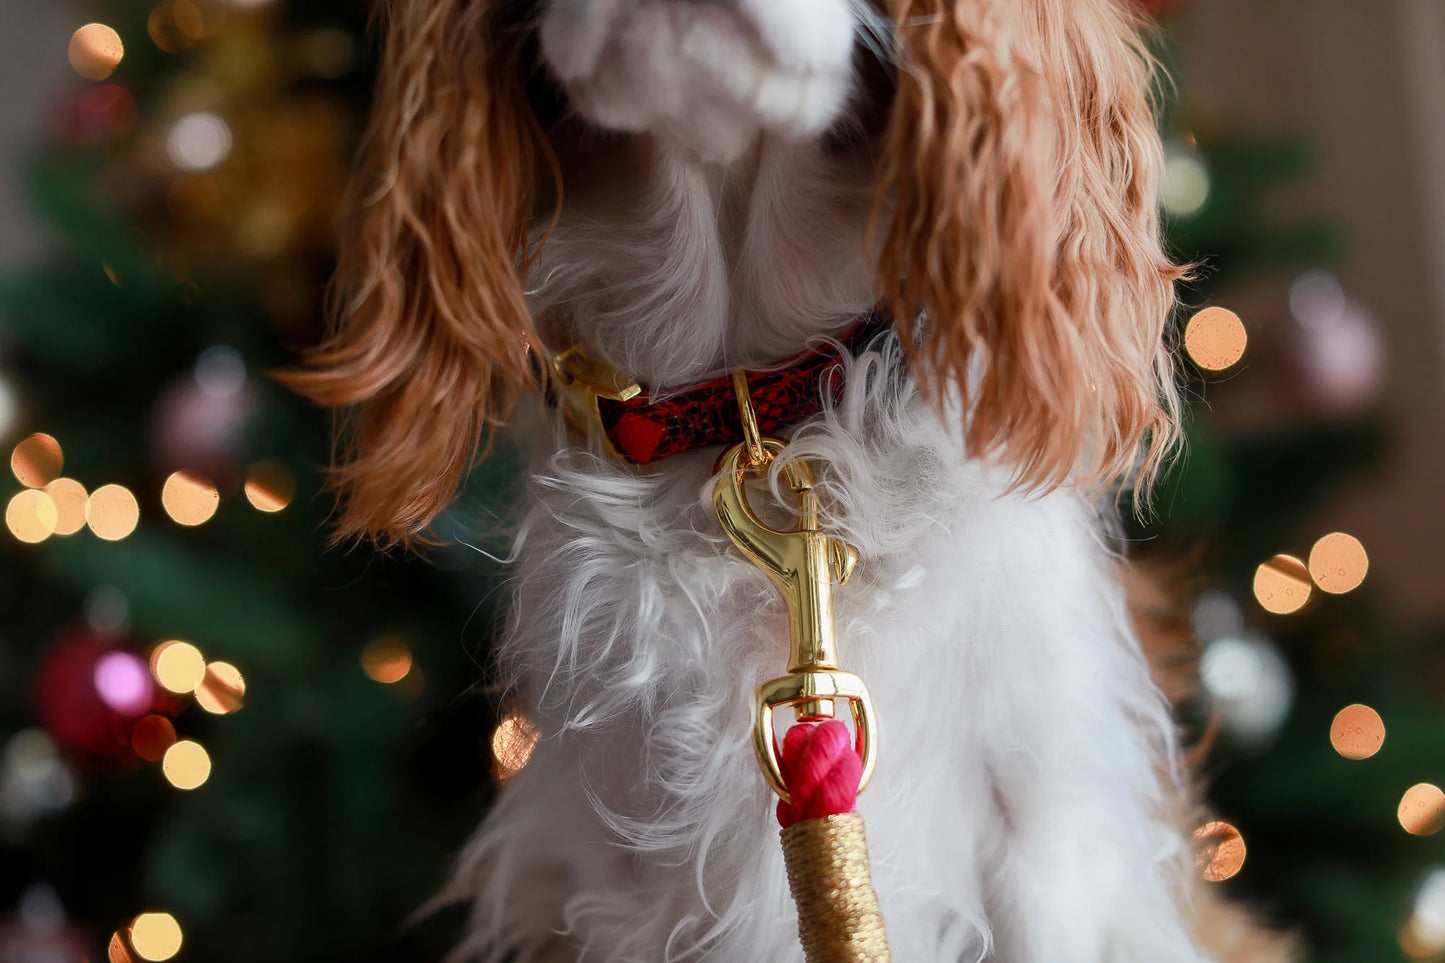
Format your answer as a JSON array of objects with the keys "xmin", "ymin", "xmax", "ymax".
[
  {"xmin": 108, "ymin": 931, "xmax": 136, "ymax": 963},
  {"xmin": 1184, "ymin": 307, "xmax": 1248, "ymax": 372},
  {"xmin": 1194, "ymin": 821, "xmax": 1247, "ymax": 882},
  {"xmin": 1399, "ymin": 784, "xmax": 1445, "ymax": 836},
  {"xmin": 7, "ymin": 490, "xmax": 58, "ymax": 544},
  {"xmin": 44, "ymin": 478, "xmax": 89, "ymax": 535},
  {"xmin": 151, "ymin": 640, "xmax": 206, "ymax": 694},
  {"xmin": 86, "ymin": 484, "xmax": 140, "ymax": 540},
  {"xmin": 131, "ymin": 714, "xmax": 178, "ymax": 762},
  {"xmin": 161, "ymin": 471, "xmax": 219, "ymax": 526},
  {"xmin": 12, "ymin": 433, "xmax": 63, "ymax": 488},
  {"xmin": 1330, "ymin": 704, "xmax": 1386, "ymax": 760},
  {"xmin": 161, "ymin": 740, "xmax": 211, "ymax": 791},
  {"xmin": 361, "ymin": 637, "xmax": 413, "ymax": 684},
  {"xmin": 69, "ymin": 24, "xmax": 125, "ymax": 80},
  {"xmin": 1253, "ymin": 554, "xmax": 1312, "ymax": 615},
  {"xmin": 244, "ymin": 460, "xmax": 295, "ymax": 513},
  {"xmin": 1309, "ymin": 532, "xmax": 1369, "ymax": 595},
  {"xmin": 194, "ymin": 661, "xmax": 245, "ymax": 714},
  {"xmin": 128, "ymin": 911, "xmax": 183, "ymax": 961}
]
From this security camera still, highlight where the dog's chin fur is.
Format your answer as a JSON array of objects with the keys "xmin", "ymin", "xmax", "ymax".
[{"xmin": 348, "ymin": 2, "xmax": 1242, "ymax": 960}]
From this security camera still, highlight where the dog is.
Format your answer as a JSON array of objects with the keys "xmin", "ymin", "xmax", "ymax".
[{"xmin": 291, "ymin": 0, "xmax": 1285, "ymax": 959}]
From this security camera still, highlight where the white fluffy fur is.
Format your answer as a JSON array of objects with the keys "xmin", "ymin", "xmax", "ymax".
[{"xmin": 448, "ymin": 3, "xmax": 1214, "ymax": 960}]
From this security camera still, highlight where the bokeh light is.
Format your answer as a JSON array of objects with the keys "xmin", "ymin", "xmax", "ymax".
[
  {"xmin": 12, "ymin": 433, "xmax": 63, "ymax": 488},
  {"xmin": 194, "ymin": 661, "xmax": 245, "ymax": 714},
  {"xmin": 492, "ymin": 712, "xmax": 541, "ymax": 781},
  {"xmin": 1162, "ymin": 144, "xmax": 1211, "ymax": 217},
  {"xmin": 69, "ymin": 24, "xmax": 125, "ymax": 80},
  {"xmin": 128, "ymin": 911, "xmax": 183, "ymax": 961},
  {"xmin": 94, "ymin": 651, "xmax": 154, "ymax": 715},
  {"xmin": 147, "ymin": 0, "xmax": 221, "ymax": 53},
  {"xmin": 161, "ymin": 740, "xmax": 211, "ymax": 791},
  {"xmin": 1400, "ymin": 784, "xmax": 1445, "ymax": 836},
  {"xmin": 166, "ymin": 113, "xmax": 232, "ymax": 171},
  {"xmin": 1253, "ymin": 554, "xmax": 1313, "ymax": 615},
  {"xmin": 86, "ymin": 484, "xmax": 140, "ymax": 540},
  {"xmin": 244, "ymin": 460, "xmax": 295, "ymax": 513},
  {"xmin": 44, "ymin": 478, "xmax": 89, "ymax": 535},
  {"xmin": 195, "ymin": 345, "xmax": 246, "ymax": 398},
  {"xmin": 7, "ymin": 490, "xmax": 58, "ymax": 544},
  {"xmin": 161, "ymin": 471, "xmax": 219, "ymax": 526},
  {"xmin": 360, "ymin": 636, "xmax": 412, "ymax": 684},
  {"xmin": 1184, "ymin": 307, "xmax": 1248, "ymax": 372},
  {"xmin": 1402, "ymin": 869, "xmax": 1445, "ymax": 960},
  {"xmin": 131, "ymin": 714, "xmax": 178, "ymax": 762},
  {"xmin": 151, "ymin": 640, "xmax": 207, "ymax": 694},
  {"xmin": 1194, "ymin": 821, "xmax": 1247, "ymax": 881},
  {"xmin": 1309, "ymin": 532, "xmax": 1369, "ymax": 595},
  {"xmin": 109, "ymin": 931, "xmax": 136, "ymax": 963},
  {"xmin": 0, "ymin": 375, "xmax": 16, "ymax": 441},
  {"xmin": 1330, "ymin": 704, "xmax": 1386, "ymax": 760}
]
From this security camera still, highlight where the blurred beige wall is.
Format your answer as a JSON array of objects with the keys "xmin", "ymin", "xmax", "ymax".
[
  {"xmin": 0, "ymin": 0, "xmax": 81, "ymax": 267},
  {"xmin": 1181, "ymin": 0, "xmax": 1445, "ymax": 624}
]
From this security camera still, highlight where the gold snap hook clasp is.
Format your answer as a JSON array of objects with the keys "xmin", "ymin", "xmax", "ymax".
[{"xmin": 713, "ymin": 374, "xmax": 875, "ymax": 804}]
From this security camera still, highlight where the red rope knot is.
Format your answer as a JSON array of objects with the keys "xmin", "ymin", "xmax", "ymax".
[{"xmin": 775, "ymin": 719, "xmax": 863, "ymax": 829}]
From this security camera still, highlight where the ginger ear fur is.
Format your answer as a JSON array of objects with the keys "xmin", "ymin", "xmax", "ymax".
[
  {"xmin": 876, "ymin": 0, "xmax": 1186, "ymax": 500},
  {"xmin": 283, "ymin": 0, "xmax": 555, "ymax": 547}
]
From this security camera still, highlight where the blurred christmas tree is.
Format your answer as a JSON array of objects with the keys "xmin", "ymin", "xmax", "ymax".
[
  {"xmin": 0, "ymin": 2, "xmax": 1441, "ymax": 962},
  {"xmin": 0, "ymin": 3, "xmax": 525, "ymax": 961},
  {"xmin": 1143, "ymin": 8, "xmax": 1445, "ymax": 963}
]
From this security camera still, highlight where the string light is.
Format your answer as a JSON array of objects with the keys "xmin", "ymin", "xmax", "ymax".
[
  {"xmin": 492, "ymin": 712, "xmax": 540, "ymax": 781},
  {"xmin": 7, "ymin": 490, "xmax": 58, "ymax": 544},
  {"xmin": 1309, "ymin": 532, "xmax": 1369, "ymax": 595},
  {"xmin": 1400, "ymin": 784, "xmax": 1445, "ymax": 837},
  {"xmin": 1183, "ymin": 307, "xmax": 1248, "ymax": 372},
  {"xmin": 360, "ymin": 636, "xmax": 413, "ymax": 684},
  {"xmin": 69, "ymin": 24, "xmax": 125, "ymax": 80},
  {"xmin": 11, "ymin": 433, "xmax": 63, "ymax": 488},
  {"xmin": 244, "ymin": 460, "xmax": 295, "ymax": 512},
  {"xmin": 194, "ymin": 661, "xmax": 245, "ymax": 714},
  {"xmin": 1330, "ymin": 704, "xmax": 1385, "ymax": 760},
  {"xmin": 1194, "ymin": 821, "xmax": 1246, "ymax": 881},
  {"xmin": 161, "ymin": 471, "xmax": 219, "ymax": 526},
  {"xmin": 44, "ymin": 478, "xmax": 89, "ymax": 535},
  {"xmin": 161, "ymin": 740, "xmax": 211, "ymax": 791},
  {"xmin": 128, "ymin": 911, "xmax": 183, "ymax": 961},
  {"xmin": 151, "ymin": 641, "xmax": 207, "ymax": 694},
  {"xmin": 1253, "ymin": 554, "xmax": 1312, "ymax": 615},
  {"xmin": 86, "ymin": 485, "xmax": 140, "ymax": 540}
]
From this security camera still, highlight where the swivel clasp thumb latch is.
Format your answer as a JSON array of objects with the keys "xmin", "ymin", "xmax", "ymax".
[{"xmin": 712, "ymin": 372, "xmax": 879, "ymax": 806}]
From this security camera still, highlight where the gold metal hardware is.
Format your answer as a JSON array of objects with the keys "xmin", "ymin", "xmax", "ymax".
[
  {"xmin": 552, "ymin": 346, "xmax": 643, "ymax": 461},
  {"xmin": 713, "ymin": 377, "xmax": 876, "ymax": 805}
]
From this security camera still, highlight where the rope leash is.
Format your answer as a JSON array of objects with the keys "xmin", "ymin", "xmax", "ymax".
[{"xmin": 713, "ymin": 372, "xmax": 892, "ymax": 962}]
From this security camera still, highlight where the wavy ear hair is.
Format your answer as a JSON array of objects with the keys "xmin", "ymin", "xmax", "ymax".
[
  {"xmin": 877, "ymin": 0, "xmax": 1184, "ymax": 497},
  {"xmin": 285, "ymin": 0, "xmax": 550, "ymax": 545}
]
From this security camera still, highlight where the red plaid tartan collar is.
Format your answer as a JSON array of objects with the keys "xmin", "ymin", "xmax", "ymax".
[{"xmin": 551, "ymin": 313, "xmax": 892, "ymax": 465}]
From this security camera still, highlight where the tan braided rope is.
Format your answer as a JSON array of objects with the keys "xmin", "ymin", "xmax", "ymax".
[{"xmin": 780, "ymin": 812, "xmax": 892, "ymax": 961}]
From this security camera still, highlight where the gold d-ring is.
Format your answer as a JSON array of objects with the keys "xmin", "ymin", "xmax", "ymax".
[{"xmin": 731, "ymin": 371, "xmax": 770, "ymax": 470}]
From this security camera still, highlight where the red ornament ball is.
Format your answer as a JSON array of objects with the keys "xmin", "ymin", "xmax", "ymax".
[{"xmin": 33, "ymin": 630, "xmax": 171, "ymax": 760}]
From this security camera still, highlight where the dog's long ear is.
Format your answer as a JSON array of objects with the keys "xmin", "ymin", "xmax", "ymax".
[
  {"xmin": 284, "ymin": 0, "xmax": 550, "ymax": 545},
  {"xmin": 877, "ymin": 0, "xmax": 1184, "ymax": 497}
]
